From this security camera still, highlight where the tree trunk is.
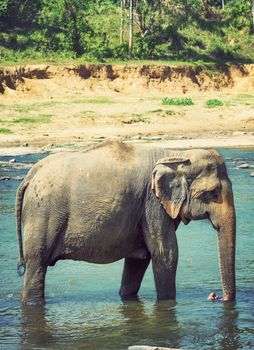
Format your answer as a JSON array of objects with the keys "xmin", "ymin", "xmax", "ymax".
[
  {"xmin": 128, "ymin": 0, "xmax": 133, "ymax": 58},
  {"xmin": 252, "ymin": 0, "xmax": 254, "ymax": 33},
  {"xmin": 120, "ymin": 0, "xmax": 125, "ymax": 44}
]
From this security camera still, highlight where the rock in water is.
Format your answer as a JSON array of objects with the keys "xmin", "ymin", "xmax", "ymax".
[
  {"xmin": 237, "ymin": 163, "xmax": 250, "ymax": 169},
  {"xmin": 0, "ymin": 176, "xmax": 11, "ymax": 181}
]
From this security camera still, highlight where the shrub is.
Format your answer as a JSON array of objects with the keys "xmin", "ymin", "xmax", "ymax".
[
  {"xmin": 206, "ymin": 99, "xmax": 223, "ymax": 108},
  {"xmin": 162, "ymin": 97, "xmax": 194, "ymax": 106}
]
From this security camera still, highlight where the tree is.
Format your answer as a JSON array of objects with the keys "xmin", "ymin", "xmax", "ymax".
[
  {"xmin": 38, "ymin": 0, "xmax": 92, "ymax": 56},
  {"xmin": 120, "ymin": 0, "xmax": 125, "ymax": 43},
  {"xmin": 0, "ymin": 0, "xmax": 42, "ymax": 27},
  {"xmin": 252, "ymin": 0, "xmax": 254, "ymax": 32},
  {"xmin": 128, "ymin": 0, "xmax": 134, "ymax": 57}
]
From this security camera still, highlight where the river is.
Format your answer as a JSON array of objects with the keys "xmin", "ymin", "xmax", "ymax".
[{"xmin": 0, "ymin": 148, "xmax": 253, "ymax": 350}]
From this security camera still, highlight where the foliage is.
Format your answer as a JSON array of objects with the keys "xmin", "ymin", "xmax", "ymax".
[
  {"xmin": 0, "ymin": 0, "xmax": 254, "ymax": 63},
  {"xmin": 206, "ymin": 98, "xmax": 223, "ymax": 107},
  {"xmin": 162, "ymin": 97, "xmax": 194, "ymax": 106},
  {"xmin": 224, "ymin": 0, "xmax": 253, "ymax": 30}
]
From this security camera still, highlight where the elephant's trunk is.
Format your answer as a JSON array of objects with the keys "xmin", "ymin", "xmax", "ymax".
[{"xmin": 210, "ymin": 183, "xmax": 236, "ymax": 301}]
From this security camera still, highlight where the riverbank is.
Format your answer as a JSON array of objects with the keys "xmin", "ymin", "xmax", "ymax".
[
  {"xmin": 0, "ymin": 63, "xmax": 254, "ymax": 153},
  {"xmin": 0, "ymin": 132, "xmax": 253, "ymax": 156}
]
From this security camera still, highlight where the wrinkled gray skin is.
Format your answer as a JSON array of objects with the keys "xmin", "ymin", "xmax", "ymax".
[{"xmin": 16, "ymin": 141, "xmax": 236, "ymax": 305}]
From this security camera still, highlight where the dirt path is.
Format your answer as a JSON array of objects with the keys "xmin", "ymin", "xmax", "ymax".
[{"xmin": 0, "ymin": 63, "xmax": 253, "ymax": 151}]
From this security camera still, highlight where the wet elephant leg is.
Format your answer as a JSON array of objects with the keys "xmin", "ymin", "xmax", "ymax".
[
  {"xmin": 119, "ymin": 257, "xmax": 150, "ymax": 299},
  {"xmin": 21, "ymin": 259, "xmax": 47, "ymax": 305},
  {"xmin": 143, "ymin": 199, "xmax": 179, "ymax": 300}
]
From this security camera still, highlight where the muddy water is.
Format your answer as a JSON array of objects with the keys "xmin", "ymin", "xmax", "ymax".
[{"xmin": 0, "ymin": 149, "xmax": 253, "ymax": 350}]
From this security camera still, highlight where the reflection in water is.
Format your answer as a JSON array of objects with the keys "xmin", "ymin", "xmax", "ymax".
[
  {"xmin": 20, "ymin": 300, "xmax": 182, "ymax": 350},
  {"xmin": 21, "ymin": 305, "xmax": 55, "ymax": 349},
  {"xmin": 219, "ymin": 302, "xmax": 240, "ymax": 350},
  {"xmin": 122, "ymin": 300, "xmax": 182, "ymax": 349}
]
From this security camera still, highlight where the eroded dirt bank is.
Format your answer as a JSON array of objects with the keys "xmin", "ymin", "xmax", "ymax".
[
  {"xmin": 1, "ymin": 63, "xmax": 254, "ymax": 97},
  {"xmin": 0, "ymin": 63, "xmax": 254, "ymax": 150}
]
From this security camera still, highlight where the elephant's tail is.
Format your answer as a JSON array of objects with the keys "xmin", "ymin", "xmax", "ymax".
[{"xmin": 16, "ymin": 180, "xmax": 29, "ymax": 276}]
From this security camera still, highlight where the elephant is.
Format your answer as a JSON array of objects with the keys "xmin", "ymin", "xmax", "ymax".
[{"xmin": 16, "ymin": 140, "xmax": 236, "ymax": 305}]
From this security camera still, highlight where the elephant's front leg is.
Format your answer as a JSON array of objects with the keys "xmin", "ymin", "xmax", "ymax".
[
  {"xmin": 143, "ymin": 203, "xmax": 178, "ymax": 300},
  {"xmin": 151, "ymin": 232, "xmax": 178, "ymax": 300}
]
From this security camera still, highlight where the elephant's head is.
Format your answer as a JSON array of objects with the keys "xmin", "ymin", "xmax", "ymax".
[{"xmin": 152, "ymin": 149, "xmax": 236, "ymax": 301}]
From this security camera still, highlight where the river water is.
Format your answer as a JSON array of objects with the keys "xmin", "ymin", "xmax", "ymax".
[{"xmin": 0, "ymin": 148, "xmax": 253, "ymax": 350}]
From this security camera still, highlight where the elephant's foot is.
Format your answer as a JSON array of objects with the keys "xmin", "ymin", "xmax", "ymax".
[
  {"xmin": 156, "ymin": 291, "xmax": 176, "ymax": 301},
  {"xmin": 21, "ymin": 293, "xmax": 45, "ymax": 306},
  {"xmin": 119, "ymin": 256, "xmax": 150, "ymax": 299}
]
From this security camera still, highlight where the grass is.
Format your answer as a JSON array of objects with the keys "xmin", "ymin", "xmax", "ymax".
[
  {"xmin": 0, "ymin": 128, "xmax": 13, "ymax": 134},
  {"xmin": 75, "ymin": 110, "xmax": 96, "ymax": 120},
  {"xmin": 10, "ymin": 101, "xmax": 60, "ymax": 113},
  {"xmin": 12, "ymin": 114, "xmax": 52, "ymax": 124},
  {"xmin": 71, "ymin": 97, "xmax": 115, "ymax": 104},
  {"xmin": 0, "ymin": 56, "xmax": 224, "ymax": 69},
  {"xmin": 0, "ymin": 104, "xmax": 6, "ymax": 112},
  {"xmin": 206, "ymin": 99, "xmax": 223, "ymax": 108},
  {"xmin": 235, "ymin": 94, "xmax": 254, "ymax": 100},
  {"xmin": 162, "ymin": 97, "xmax": 194, "ymax": 106},
  {"xmin": 149, "ymin": 109, "xmax": 164, "ymax": 113}
]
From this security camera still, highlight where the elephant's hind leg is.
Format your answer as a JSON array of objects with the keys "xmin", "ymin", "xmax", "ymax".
[
  {"xmin": 119, "ymin": 256, "xmax": 150, "ymax": 300},
  {"xmin": 22, "ymin": 258, "xmax": 47, "ymax": 305},
  {"xmin": 21, "ymin": 224, "xmax": 49, "ymax": 305}
]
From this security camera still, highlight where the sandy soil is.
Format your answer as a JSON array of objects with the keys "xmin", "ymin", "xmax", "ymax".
[{"xmin": 0, "ymin": 63, "xmax": 253, "ymax": 154}]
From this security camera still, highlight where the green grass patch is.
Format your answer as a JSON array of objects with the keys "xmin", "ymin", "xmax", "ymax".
[
  {"xmin": 149, "ymin": 109, "xmax": 164, "ymax": 113},
  {"xmin": 11, "ymin": 101, "xmax": 60, "ymax": 113},
  {"xmin": 13, "ymin": 117, "xmax": 35, "ymax": 123},
  {"xmin": 232, "ymin": 94, "xmax": 254, "ymax": 103},
  {"xmin": 12, "ymin": 114, "xmax": 52, "ymax": 124},
  {"xmin": 162, "ymin": 97, "xmax": 194, "ymax": 106},
  {"xmin": 206, "ymin": 99, "xmax": 223, "ymax": 108},
  {"xmin": 0, "ymin": 104, "xmax": 6, "ymax": 112},
  {"xmin": 235, "ymin": 94, "xmax": 254, "ymax": 100},
  {"xmin": 0, "ymin": 127, "xmax": 13, "ymax": 134},
  {"xmin": 71, "ymin": 97, "xmax": 115, "ymax": 104}
]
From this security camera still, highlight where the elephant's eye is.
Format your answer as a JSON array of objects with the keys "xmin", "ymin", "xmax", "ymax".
[{"xmin": 202, "ymin": 189, "xmax": 219, "ymax": 202}]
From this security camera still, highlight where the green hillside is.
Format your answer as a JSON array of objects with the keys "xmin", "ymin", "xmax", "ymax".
[{"xmin": 0, "ymin": 0, "xmax": 254, "ymax": 65}]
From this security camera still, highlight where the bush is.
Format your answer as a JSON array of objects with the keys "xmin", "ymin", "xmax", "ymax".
[
  {"xmin": 162, "ymin": 97, "xmax": 194, "ymax": 106},
  {"xmin": 206, "ymin": 99, "xmax": 223, "ymax": 107}
]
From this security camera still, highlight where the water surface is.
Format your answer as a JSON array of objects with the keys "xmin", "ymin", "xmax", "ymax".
[{"xmin": 0, "ymin": 148, "xmax": 253, "ymax": 350}]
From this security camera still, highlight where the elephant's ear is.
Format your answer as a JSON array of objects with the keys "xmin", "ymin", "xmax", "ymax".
[
  {"xmin": 151, "ymin": 157, "xmax": 189, "ymax": 219},
  {"xmin": 190, "ymin": 173, "xmax": 220, "ymax": 199}
]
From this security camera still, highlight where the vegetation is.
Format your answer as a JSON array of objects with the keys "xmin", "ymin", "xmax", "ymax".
[
  {"xmin": 0, "ymin": 127, "xmax": 12, "ymax": 134},
  {"xmin": 162, "ymin": 97, "xmax": 194, "ymax": 106},
  {"xmin": 71, "ymin": 97, "xmax": 115, "ymax": 104},
  {"xmin": 206, "ymin": 98, "xmax": 223, "ymax": 107},
  {"xmin": 0, "ymin": 0, "xmax": 254, "ymax": 64},
  {"xmin": 12, "ymin": 115, "xmax": 51, "ymax": 124}
]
